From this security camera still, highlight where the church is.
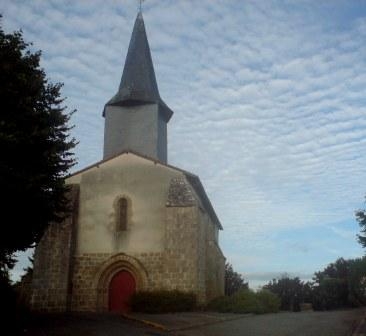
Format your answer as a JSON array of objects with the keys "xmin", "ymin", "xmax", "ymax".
[{"xmin": 30, "ymin": 11, "xmax": 225, "ymax": 313}]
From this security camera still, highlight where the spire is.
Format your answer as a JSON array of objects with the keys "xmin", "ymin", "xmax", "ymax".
[
  {"xmin": 139, "ymin": 0, "xmax": 144, "ymax": 13},
  {"xmin": 104, "ymin": 12, "xmax": 173, "ymax": 121}
]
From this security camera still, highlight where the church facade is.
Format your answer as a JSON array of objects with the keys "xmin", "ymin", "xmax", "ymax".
[{"xmin": 30, "ymin": 12, "xmax": 225, "ymax": 313}]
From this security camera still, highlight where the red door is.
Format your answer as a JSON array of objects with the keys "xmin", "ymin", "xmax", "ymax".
[{"xmin": 109, "ymin": 270, "xmax": 136, "ymax": 313}]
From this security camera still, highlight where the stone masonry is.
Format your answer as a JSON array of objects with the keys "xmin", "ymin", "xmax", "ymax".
[
  {"xmin": 31, "ymin": 176, "xmax": 224, "ymax": 312},
  {"xmin": 31, "ymin": 185, "xmax": 79, "ymax": 312}
]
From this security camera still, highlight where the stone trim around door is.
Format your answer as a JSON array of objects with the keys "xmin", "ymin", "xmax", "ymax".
[{"xmin": 94, "ymin": 253, "xmax": 149, "ymax": 311}]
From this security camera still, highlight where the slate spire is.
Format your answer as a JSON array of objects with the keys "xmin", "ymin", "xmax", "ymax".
[{"xmin": 104, "ymin": 12, "xmax": 173, "ymax": 121}]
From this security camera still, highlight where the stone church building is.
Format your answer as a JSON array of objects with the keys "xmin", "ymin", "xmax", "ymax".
[{"xmin": 31, "ymin": 11, "xmax": 225, "ymax": 313}]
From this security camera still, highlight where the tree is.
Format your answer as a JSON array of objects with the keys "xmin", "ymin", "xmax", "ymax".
[
  {"xmin": 0, "ymin": 21, "xmax": 76, "ymax": 273},
  {"xmin": 312, "ymin": 258, "xmax": 350, "ymax": 310},
  {"xmin": 348, "ymin": 257, "xmax": 366, "ymax": 306},
  {"xmin": 355, "ymin": 201, "xmax": 366, "ymax": 249},
  {"xmin": 225, "ymin": 263, "xmax": 248, "ymax": 296},
  {"xmin": 263, "ymin": 276, "xmax": 309, "ymax": 311},
  {"xmin": 313, "ymin": 257, "xmax": 350, "ymax": 283}
]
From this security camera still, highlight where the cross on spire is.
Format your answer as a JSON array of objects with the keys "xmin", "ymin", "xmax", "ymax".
[{"xmin": 139, "ymin": 0, "xmax": 145, "ymax": 12}]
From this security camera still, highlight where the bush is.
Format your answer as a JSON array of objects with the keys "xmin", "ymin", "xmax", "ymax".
[
  {"xmin": 255, "ymin": 290, "xmax": 281, "ymax": 313},
  {"xmin": 263, "ymin": 277, "xmax": 309, "ymax": 311},
  {"xmin": 207, "ymin": 289, "xmax": 280, "ymax": 314},
  {"xmin": 206, "ymin": 295, "xmax": 235, "ymax": 313},
  {"xmin": 130, "ymin": 290, "xmax": 197, "ymax": 313},
  {"xmin": 231, "ymin": 289, "xmax": 261, "ymax": 314}
]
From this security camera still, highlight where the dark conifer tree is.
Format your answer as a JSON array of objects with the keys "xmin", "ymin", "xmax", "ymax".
[
  {"xmin": 225, "ymin": 263, "xmax": 248, "ymax": 296},
  {"xmin": 0, "ymin": 21, "xmax": 77, "ymax": 273}
]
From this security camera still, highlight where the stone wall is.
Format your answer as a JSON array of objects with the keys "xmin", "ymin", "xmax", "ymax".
[
  {"xmin": 70, "ymin": 253, "xmax": 108, "ymax": 311},
  {"xmin": 69, "ymin": 223, "xmax": 219, "ymax": 312},
  {"xmin": 197, "ymin": 208, "xmax": 208, "ymax": 303},
  {"xmin": 66, "ymin": 153, "xmax": 179, "ymax": 256},
  {"xmin": 204, "ymin": 211, "xmax": 225, "ymax": 301},
  {"xmin": 164, "ymin": 207, "xmax": 201, "ymax": 293},
  {"xmin": 165, "ymin": 177, "xmax": 225, "ymax": 304},
  {"xmin": 31, "ymin": 172, "xmax": 225, "ymax": 312},
  {"xmin": 70, "ymin": 251, "xmax": 165, "ymax": 311},
  {"xmin": 30, "ymin": 185, "xmax": 79, "ymax": 312},
  {"xmin": 205, "ymin": 240, "xmax": 225, "ymax": 301}
]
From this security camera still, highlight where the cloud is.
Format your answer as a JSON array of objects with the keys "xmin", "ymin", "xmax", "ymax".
[
  {"xmin": 3, "ymin": 0, "xmax": 366, "ymax": 279},
  {"xmin": 245, "ymin": 271, "xmax": 313, "ymax": 282}
]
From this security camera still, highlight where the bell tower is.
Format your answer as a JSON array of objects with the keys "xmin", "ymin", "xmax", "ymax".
[{"xmin": 103, "ymin": 11, "xmax": 173, "ymax": 163}]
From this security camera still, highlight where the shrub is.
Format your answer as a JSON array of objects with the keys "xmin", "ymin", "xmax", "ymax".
[
  {"xmin": 255, "ymin": 290, "xmax": 281, "ymax": 313},
  {"xmin": 263, "ymin": 277, "xmax": 310, "ymax": 311},
  {"xmin": 207, "ymin": 289, "xmax": 280, "ymax": 314},
  {"xmin": 231, "ymin": 289, "xmax": 260, "ymax": 313},
  {"xmin": 130, "ymin": 290, "xmax": 196, "ymax": 313},
  {"xmin": 206, "ymin": 295, "xmax": 235, "ymax": 313}
]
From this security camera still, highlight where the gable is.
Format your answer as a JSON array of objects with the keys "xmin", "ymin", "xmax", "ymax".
[{"xmin": 66, "ymin": 150, "xmax": 222, "ymax": 230}]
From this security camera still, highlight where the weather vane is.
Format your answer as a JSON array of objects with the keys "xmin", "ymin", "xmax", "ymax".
[{"xmin": 138, "ymin": 0, "xmax": 145, "ymax": 12}]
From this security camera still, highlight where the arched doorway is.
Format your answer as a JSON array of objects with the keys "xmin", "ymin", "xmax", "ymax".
[
  {"xmin": 95, "ymin": 254, "xmax": 148, "ymax": 312},
  {"xmin": 108, "ymin": 270, "xmax": 136, "ymax": 313}
]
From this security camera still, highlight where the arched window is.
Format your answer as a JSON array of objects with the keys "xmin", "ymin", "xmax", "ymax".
[{"xmin": 117, "ymin": 198, "xmax": 128, "ymax": 231}]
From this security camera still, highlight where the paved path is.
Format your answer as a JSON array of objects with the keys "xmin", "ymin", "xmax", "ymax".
[
  {"xmin": 176, "ymin": 309, "xmax": 365, "ymax": 336},
  {"xmin": 23, "ymin": 313, "xmax": 169, "ymax": 336},
  {"xmin": 21, "ymin": 309, "xmax": 365, "ymax": 336},
  {"xmin": 353, "ymin": 310, "xmax": 366, "ymax": 336},
  {"xmin": 126, "ymin": 312, "xmax": 250, "ymax": 331}
]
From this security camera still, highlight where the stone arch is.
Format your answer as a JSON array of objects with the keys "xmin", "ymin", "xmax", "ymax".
[{"xmin": 94, "ymin": 253, "xmax": 149, "ymax": 311}]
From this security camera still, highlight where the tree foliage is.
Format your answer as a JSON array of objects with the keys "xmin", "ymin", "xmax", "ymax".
[
  {"xmin": 207, "ymin": 288, "xmax": 280, "ymax": 314},
  {"xmin": 356, "ymin": 201, "xmax": 366, "ymax": 249},
  {"xmin": 263, "ymin": 276, "xmax": 311, "ymax": 311},
  {"xmin": 348, "ymin": 257, "xmax": 366, "ymax": 306},
  {"xmin": 225, "ymin": 262, "xmax": 248, "ymax": 296},
  {"xmin": 312, "ymin": 257, "xmax": 366, "ymax": 310},
  {"xmin": 312, "ymin": 258, "xmax": 349, "ymax": 310},
  {"xmin": 263, "ymin": 258, "xmax": 366, "ymax": 312},
  {"xmin": 0, "ymin": 22, "xmax": 76, "ymax": 271},
  {"xmin": 313, "ymin": 257, "xmax": 350, "ymax": 288}
]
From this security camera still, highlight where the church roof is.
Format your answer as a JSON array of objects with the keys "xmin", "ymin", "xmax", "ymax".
[
  {"xmin": 103, "ymin": 12, "xmax": 173, "ymax": 121},
  {"xmin": 68, "ymin": 150, "xmax": 223, "ymax": 230}
]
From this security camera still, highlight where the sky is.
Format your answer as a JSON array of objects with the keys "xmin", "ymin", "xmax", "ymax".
[{"xmin": 2, "ymin": 0, "xmax": 366, "ymax": 289}]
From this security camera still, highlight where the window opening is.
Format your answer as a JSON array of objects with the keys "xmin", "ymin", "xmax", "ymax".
[{"xmin": 117, "ymin": 198, "xmax": 128, "ymax": 231}]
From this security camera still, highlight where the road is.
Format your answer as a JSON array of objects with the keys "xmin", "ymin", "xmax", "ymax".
[
  {"xmin": 178, "ymin": 309, "xmax": 365, "ymax": 336},
  {"xmin": 20, "ymin": 309, "xmax": 365, "ymax": 336},
  {"xmin": 22, "ymin": 313, "xmax": 169, "ymax": 336}
]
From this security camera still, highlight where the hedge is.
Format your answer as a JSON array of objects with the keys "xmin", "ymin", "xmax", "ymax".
[{"xmin": 207, "ymin": 289, "xmax": 280, "ymax": 314}]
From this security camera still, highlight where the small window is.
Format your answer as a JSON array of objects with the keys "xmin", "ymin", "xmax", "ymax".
[{"xmin": 117, "ymin": 198, "xmax": 128, "ymax": 231}]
